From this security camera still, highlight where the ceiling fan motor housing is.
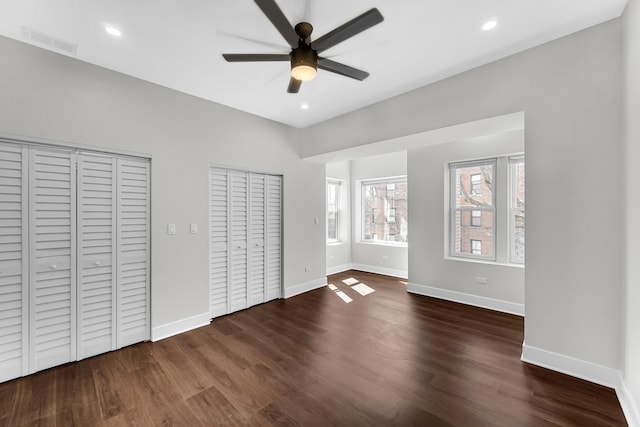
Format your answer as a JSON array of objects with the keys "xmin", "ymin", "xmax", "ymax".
[{"xmin": 290, "ymin": 47, "xmax": 318, "ymax": 72}]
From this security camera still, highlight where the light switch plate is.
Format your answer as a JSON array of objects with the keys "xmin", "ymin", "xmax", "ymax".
[
  {"xmin": 190, "ymin": 223, "xmax": 197, "ymax": 234},
  {"xmin": 167, "ymin": 224, "xmax": 176, "ymax": 235}
]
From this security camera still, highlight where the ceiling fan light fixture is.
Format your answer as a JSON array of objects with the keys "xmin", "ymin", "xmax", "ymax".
[
  {"xmin": 290, "ymin": 47, "xmax": 318, "ymax": 81},
  {"xmin": 291, "ymin": 64, "xmax": 316, "ymax": 81}
]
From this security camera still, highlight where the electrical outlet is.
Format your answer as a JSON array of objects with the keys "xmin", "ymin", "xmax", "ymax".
[
  {"xmin": 190, "ymin": 223, "xmax": 198, "ymax": 234},
  {"xmin": 305, "ymin": 266, "xmax": 311, "ymax": 273},
  {"xmin": 167, "ymin": 224, "xmax": 176, "ymax": 235},
  {"xmin": 476, "ymin": 277, "xmax": 488, "ymax": 284}
]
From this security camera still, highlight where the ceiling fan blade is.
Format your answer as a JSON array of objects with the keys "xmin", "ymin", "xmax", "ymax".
[
  {"xmin": 312, "ymin": 8, "xmax": 384, "ymax": 53},
  {"xmin": 287, "ymin": 78, "xmax": 302, "ymax": 93},
  {"xmin": 217, "ymin": 31, "xmax": 288, "ymax": 51},
  {"xmin": 254, "ymin": 0, "xmax": 299, "ymax": 49},
  {"xmin": 317, "ymin": 58, "xmax": 369, "ymax": 81},
  {"xmin": 223, "ymin": 53, "xmax": 290, "ymax": 62}
]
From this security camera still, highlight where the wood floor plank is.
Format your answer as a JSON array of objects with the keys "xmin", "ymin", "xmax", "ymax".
[{"xmin": 0, "ymin": 270, "xmax": 627, "ymax": 426}]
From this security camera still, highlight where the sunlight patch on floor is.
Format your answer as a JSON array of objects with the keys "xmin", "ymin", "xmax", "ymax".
[
  {"xmin": 335, "ymin": 291, "xmax": 353, "ymax": 303},
  {"xmin": 351, "ymin": 283, "xmax": 375, "ymax": 296}
]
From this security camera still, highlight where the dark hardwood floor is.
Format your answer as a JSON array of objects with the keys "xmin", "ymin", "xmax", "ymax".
[{"xmin": 0, "ymin": 270, "xmax": 627, "ymax": 426}]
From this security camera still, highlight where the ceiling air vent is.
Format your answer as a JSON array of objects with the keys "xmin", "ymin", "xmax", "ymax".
[{"xmin": 22, "ymin": 26, "xmax": 77, "ymax": 55}]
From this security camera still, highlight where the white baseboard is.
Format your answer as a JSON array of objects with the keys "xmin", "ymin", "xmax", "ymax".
[
  {"xmin": 522, "ymin": 343, "xmax": 640, "ymax": 427},
  {"xmin": 284, "ymin": 277, "xmax": 327, "ymax": 298},
  {"xmin": 521, "ymin": 343, "xmax": 620, "ymax": 388},
  {"xmin": 326, "ymin": 263, "xmax": 353, "ymax": 275},
  {"xmin": 617, "ymin": 376, "xmax": 640, "ymax": 427},
  {"xmin": 327, "ymin": 264, "xmax": 353, "ymax": 276},
  {"xmin": 407, "ymin": 282, "xmax": 524, "ymax": 316},
  {"xmin": 151, "ymin": 312, "xmax": 211, "ymax": 342},
  {"xmin": 350, "ymin": 263, "xmax": 408, "ymax": 279}
]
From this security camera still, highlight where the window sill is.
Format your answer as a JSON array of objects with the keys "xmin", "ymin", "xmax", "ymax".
[
  {"xmin": 358, "ymin": 240, "xmax": 408, "ymax": 248},
  {"xmin": 444, "ymin": 256, "xmax": 524, "ymax": 268}
]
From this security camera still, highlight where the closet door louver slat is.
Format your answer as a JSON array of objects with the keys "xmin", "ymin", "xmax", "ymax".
[
  {"xmin": 229, "ymin": 171, "xmax": 248, "ymax": 313},
  {"xmin": 77, "ymin": 154, "xmax": 116, "ymax": 359},
  {"xmin": 0, "ymin": 143, "xmax": 28, "ymax": 381},
  {"xmin": 116, "ymin": 158, "xmax": 150, "ymax": 348},
  {"xmin": 265, "ymin": 175, "xmax": 282, "ymax": 301},
  {"xmin": 29, "ymin": 148, "xmax": 76, "ymax": 372},
  {"xmin": 248, "ymin": 173, "xmax": 266, "ymax": 306},
  {"xmin": 209, "ymin": 168, "xmax": 229, "ymax": 318}
]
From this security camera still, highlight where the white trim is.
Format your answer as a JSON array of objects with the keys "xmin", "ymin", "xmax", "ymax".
[
  {"xmin": 284, "ymin": 277, "xmax": 327, "ymax": 298},
  {"xmin": 0, "ymin": 132, "xmax": 151, "ymax": 160},
  {"xmin": 151, "ymin": 312, "xmax": 211, "ymax": 342},
  {"xmin": 351, "ymin": 263, "xmax": 408, "ymax": 279},
  {"xmin": 521, "ymin": 343, "xmax": 619, "ymax": 388},
  {"xmin": 617, "ymin": 376, "xmax": 640, "ymax": 427},
  {"xmin": 521, "ymin": 343, "xmax": 640, "ymax": 427},
  {"xmin": 407, "ymin": 282, "xmax": 524, "ymax": 316},
  {"xmin": 326, "ymin": 263, "xmax": 353, "ymax": 275}
]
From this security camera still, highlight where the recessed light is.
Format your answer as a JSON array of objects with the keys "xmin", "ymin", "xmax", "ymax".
[
  {"xmin": 300, "ymin": 103, "xmax": 309, "ymax": 110},
  {"xmin": 482, "ymin": 20, "xmax": 498, "ymax": 32},
  {"xmin": 104, "ymin": 25, "xmax": 122, "ymax": 37}
]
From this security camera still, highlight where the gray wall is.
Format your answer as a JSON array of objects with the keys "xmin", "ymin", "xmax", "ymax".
[
  {"xmin": 0, "ymin": 36, "xmax": 327, "ymax": 330},
  {"xmin": 408, "ymin": 131, "xmax": 524, "ymax": 306},
  {"xmin": 305, "ymin": 20, "xmax": 623, "ymax": 369},
  {"xmin": 623, "ymin": 0, "xmax": 640, "ymax": 416}
]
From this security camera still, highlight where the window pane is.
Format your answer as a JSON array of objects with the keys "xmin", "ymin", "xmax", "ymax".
[
  {"xmin": 450, "ymin": 160, "xmax": 496, "ymax": 260},
  {"xmin": 513, "ymin": 210, "xmax": 525, "ymax": 261},
  {"xmin": 327, "ymin": 212, "xmax": 338, "ymax": 241},
  {"xmin": 511, "ymin": 159, "xmax": 525, "ymax": 209},
  {"xmin": 327, "ymin": 180, "xmax": 340, "ymax": 242},
  {"xmin": 510, "ymin": 157, "xmax": 525, "ymax": 263},
  {"xmin": 454, "ymin": 165, "xmax": 494, "ymax": 208},
  {"xmin": 362, "ymin": 179, "xmax": 408, "ymax": 243},
  {"xmin": 452, "ymin": 210, "xmax": 494, "ymax": 257}
]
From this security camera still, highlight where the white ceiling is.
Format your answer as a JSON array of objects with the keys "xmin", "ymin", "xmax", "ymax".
[{"xmin": 0, "ymin": 0, "xmax": 628, "ymax": 128}]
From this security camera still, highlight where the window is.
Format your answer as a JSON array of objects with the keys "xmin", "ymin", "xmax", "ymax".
[
  {"xmin": 448, "ymin": 155, "xmax": 525, "ymax": 264},
  {"xmin": 471, "ymin": 210, "xmax": 482, "ymax": 227},
  {"xmin": 471, "ymin": 173, "xmax": 482, "ymax": 195},
  {"xmin": 362, "ymin": 178, "xmax": 408, "ymax": 243},
  {"xmin": 327, "ymin": 179, "xmax": 340, "ymax": 243},
  {"xmin": 449, "ymin": 159, "xmax": 496, "ymax": 260},
  {"xmin": 471, "ymin": 239, "xmax": 482, "ymax": 255},
  {"xmin": 510, "ymin": 156, "xmax": 525, "ymax": 263}
]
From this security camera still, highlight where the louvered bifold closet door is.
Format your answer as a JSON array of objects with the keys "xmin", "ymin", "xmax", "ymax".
[
  {"xmin": 209, "ymin": 168, "xmax": 229, "ymax": 318},
  {"xmin": 77, "ymin": 154, "xmax": 116, "ymax": 359},
  {"xmin": 116, "ymin": 158, "xmax": 150, "ymax": 348},
  {"xmin": 0, "ymin": 143, "xmax": 28, "ymax": 382},
  {"xmin": 248, "ymin": 173, "xmax": 265, "ymax": 306},
  {"xmin": 229, "ymin": 170, "xmax": 248, "ymax": 313},
  {"xmin": 29, "ymin": 147, "xmax": 76, "ymax": 372},
  {"xmin": 265, "ymin": 175, "xmax": 282, "ymax": 301}
]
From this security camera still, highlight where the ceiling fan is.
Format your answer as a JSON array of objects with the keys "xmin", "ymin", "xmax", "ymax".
[{"xmin": 222, "ymin": 0, "xmax": 384, "ymax": 93}]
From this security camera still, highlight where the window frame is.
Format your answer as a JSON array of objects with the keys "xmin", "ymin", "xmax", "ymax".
[
  {"xmin": 449, "ymin": 158, "xmax": 497, "ymax": 261},
  {"xmin": 360, "ymin": 176, "xmax": 408, "ymax": 246}
]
